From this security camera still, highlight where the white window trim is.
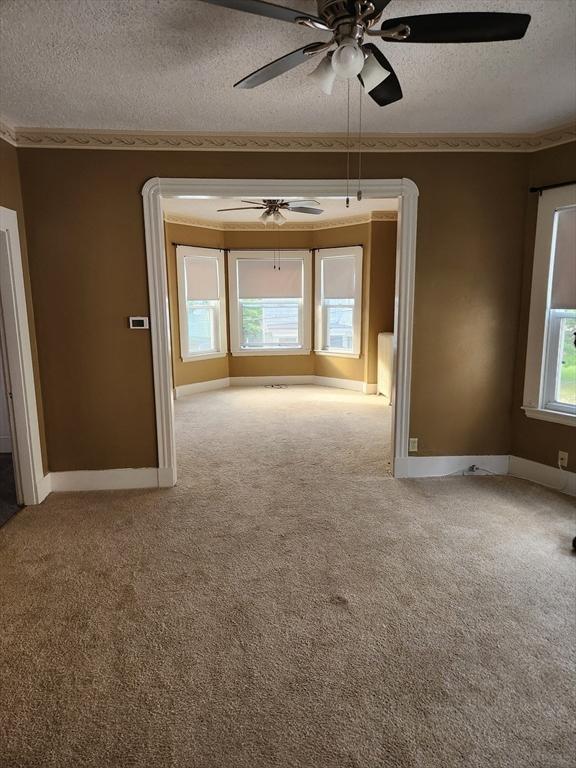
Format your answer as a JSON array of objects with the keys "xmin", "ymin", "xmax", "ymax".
[
  {"xmin": 523, "ymin": 184, "xmax": 576, "ymax": 427},
  {"xmin": 176, "ymin": 245, "xmax": 227, "ymax": 362},
  {"xmin": 228, "ymin": 249, "xmax": 312, "ymax": 357},
  {"xmin": 314, "ymin": 246, "xmax": 363, "ymax": 359}
]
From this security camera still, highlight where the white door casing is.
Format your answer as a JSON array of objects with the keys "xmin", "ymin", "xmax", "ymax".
[{"xmin": 142, "ymin": 178, "xmax": 419, "ymax": 484}]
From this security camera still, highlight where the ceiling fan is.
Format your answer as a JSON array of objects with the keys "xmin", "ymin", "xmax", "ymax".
[
  {"xmin": 217, "ymin": 198, "xmax": 324, "ymax": 224},
  {"xmin": 197, "ymin": 0, "xmax": 531, "ymax": 105}
]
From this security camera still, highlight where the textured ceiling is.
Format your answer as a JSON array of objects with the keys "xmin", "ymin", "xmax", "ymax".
[
  {"xmin": 162, "ymin": 196, "xmax": 398, "ymax": 224},
  {"xmin": 1, "ymin": 0, "xmax": 575, "ymax": 134}
]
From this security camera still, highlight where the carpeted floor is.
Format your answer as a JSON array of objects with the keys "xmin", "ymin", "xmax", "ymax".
[{"xmin": 0, "ymin": 385, "xmax": 574, "ymax": 768}]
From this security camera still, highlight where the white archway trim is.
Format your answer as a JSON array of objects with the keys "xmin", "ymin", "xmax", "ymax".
[
  {"xmin": 142, "ymin": 178, "xmax": 419, "ymax": 484},
  {"xmin": 0, "ymin": 207, "xmax": 49, "ymax": 505}
]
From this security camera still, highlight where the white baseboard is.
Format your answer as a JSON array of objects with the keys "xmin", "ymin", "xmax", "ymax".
[
  {"xmin": 395, "ymin": 455, "xmax": 510, "ymax": 479},
  {"xmin": 0, "ymin": 435, "xmax": 11, "ymax": 452},
  {"xmin": 509, "ymin": 455, "xmax": 576, "ymax": 497},
  {"xmin": 48, "ymin": 468, "xmax": 160, "ymax": 493},
  {"xmin": 363, "ymin": 383, "xmax": 378, "ymax": 395},
  {"xmin": 230, "ymin": 375, "xmax": 316, "ymax": 387},
  {"xmin": 315, "ymin": 376, "xmax": 364, "ymax": 392},
  {"xmin": 175, "ymin": 378, "xmax": 230, "ymax": 398}
]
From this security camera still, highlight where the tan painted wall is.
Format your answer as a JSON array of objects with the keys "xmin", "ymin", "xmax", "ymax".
[
  {"xmin": 511, "ymin": 141, "xmax": 576, "ymax": 471},
  {"xmin": 0, "ymin": 139, "xmax": 47, "ymax": 470},
  {"xmin": 165, "ymin": 220, "xmax": 394, "ymax": 386},
  {"xmin": 17, "ymin": 147, "xmax": 528, "ymax": 470}
]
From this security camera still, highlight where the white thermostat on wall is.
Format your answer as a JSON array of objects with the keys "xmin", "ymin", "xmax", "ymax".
[{"xmin": 129, "ymin": 316, "xmax": 149, "ymax": 330}]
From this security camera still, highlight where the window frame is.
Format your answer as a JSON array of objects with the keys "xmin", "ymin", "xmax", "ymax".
[
  {"xmin": 228, "ymin": 249, "xmax": 312, "ymax": 356},
  {"xmin": 314, "ymin": 246, "xmax": 363, "ymax": 359},
  {"xmin": 176, "ymin": 246, "xmax": 228, "ymax": 362},
  {"xmin": 523, "ymin": 185, "xmax": 576, "ymax": 426}
]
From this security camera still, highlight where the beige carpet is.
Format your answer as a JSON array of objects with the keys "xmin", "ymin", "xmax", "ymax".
[{"xmin": 0, "ymin": 385, "xmax": 574, "ymax": 768}]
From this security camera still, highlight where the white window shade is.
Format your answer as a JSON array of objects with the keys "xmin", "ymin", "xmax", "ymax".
[
  {"xmin": 237, "ymin": 258, "xmax": 302, "ymax": 299},
  {"xmin": 322, "ymin": 255, "xmax": 356, "ymax": 299},
  {"xmin": 550, "ymin": 206, "xmax": 576, "ymax": 310},
  {"xmin": 185, "ymin": 256, "xmax": 220, "ymax": 301}
]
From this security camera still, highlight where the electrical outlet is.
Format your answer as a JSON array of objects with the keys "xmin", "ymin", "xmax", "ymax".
[
  {"xmin": 409, "ymin": 438, "xmax": 418, "ymax": 453},
  {"xmin": 558, "ymin": 451, "xmax": 568, "ymax": 469}
]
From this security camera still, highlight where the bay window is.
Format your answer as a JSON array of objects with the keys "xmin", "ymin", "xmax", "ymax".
[
  {"xmin": 228, "ymin": 250, "xmax": 312, "ymax": 355},
  {"xmin": 176, "ymin": 246, "xmax": 227, "ymax": 361},
  {"xmin": 523, "ymin": 185, "xmax": 576, "ymax": 424},
  {"xmin": 315, "ymin": 246, "xmax": 363, "ymax": 357}
]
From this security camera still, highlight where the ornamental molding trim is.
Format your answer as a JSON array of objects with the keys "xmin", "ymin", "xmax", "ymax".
[
  {"xmin": 163, "ymin": 210, "xmax": 397, "ymax": 231},
  {"xmin": 1, "ymin": 120, "xmax": 574, "ymax": 153}
]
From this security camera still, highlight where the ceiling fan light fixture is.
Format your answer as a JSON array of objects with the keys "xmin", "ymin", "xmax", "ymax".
[
  {"xmin": 331, "ymin": 39, "xmax": 365, "ymax": 79},
  {"xmin": 272, "ymin": 210, "xmax": 286, "ymax": 225},
  {"xmin": 308, "ymin": 55, "xmax": 336, "ymax": 95}
]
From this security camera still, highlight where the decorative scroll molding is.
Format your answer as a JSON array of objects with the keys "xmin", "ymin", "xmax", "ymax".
[
  {"xmin": 163, "ymin": 210, "xmax": 397, "ymax": 231},
  {"xmin": 0, "ymin": 120, "xmax": 17, "ymax": 146},
  {"xmin": 3, "ymin": 121, "xmax": 575, "ymax": 152}
]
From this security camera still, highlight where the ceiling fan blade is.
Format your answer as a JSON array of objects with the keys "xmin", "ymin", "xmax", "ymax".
[
  {"xmin": 358, "ymin": 45, "xmax": 402, "ymax": 107},
  {"xmin": 288, "ymin": 206, "xmax": 324, "ymax": 215},
  {"xmin": 235, "ymin": 42, "xmax": 328, "ymax": 89},
  {"xmin": 240, "ymin": 200, "xmax": 266, "ymax": 205},
  {"xmin": 217, "ymin": 206, "xmax": 265, "ymax": 211},
  {"xmin": 196, "ymin": 0, "xmax": 330, "ymax": 29},
  {"xmin": 379, "ymin": 13, "xmax": 531, "ymax": 43},
  {"xmin": 285, "ymin": 199, "xmax": 321, "ymax": 205}
]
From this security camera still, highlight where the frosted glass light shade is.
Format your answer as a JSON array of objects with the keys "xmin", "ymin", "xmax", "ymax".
[
  {"xmin": 331, "ymin": 41, "xmax": 364, "ymax": 79},
  {"xmin": 308, "ymin": 55, "xmax": 336, "ymax": 95}
]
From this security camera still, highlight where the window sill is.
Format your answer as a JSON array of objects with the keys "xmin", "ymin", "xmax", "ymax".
[
  {"xmin": 181, "ymin": 352, "xmax": 227, "ymax": 362},
  {"xmin": 231, "ymin": 348, "xmax": 311, "ymax": 357},
  {"xmin": 523, "ymin": 406, "xmax": 576, "ymax": 427},
  {"xmin": 314, "ymin": 350, "xmax": 361, "ymax": 359}
]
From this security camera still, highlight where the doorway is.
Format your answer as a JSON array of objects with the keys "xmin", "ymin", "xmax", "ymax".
[{"xmin": 142, "ymin": 178, "xmax": 418, "ymax": 486}]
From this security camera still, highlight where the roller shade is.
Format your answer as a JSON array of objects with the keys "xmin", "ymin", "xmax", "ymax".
[
  {"xmin": 322, "ymin": 255, "xmax": 356, "ymax": 299},
  {"xmin": 237, "ymin": 258, "xmax": 303, "ymax": 299},
  {"xmin": 550, "ymin": 206, "xmax": 576, "ymax": 310},
  {"xmin": 185, "ymin": 256, "xmax": 219, "ymax": 301}
]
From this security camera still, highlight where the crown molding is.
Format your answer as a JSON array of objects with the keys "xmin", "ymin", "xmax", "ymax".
[
  {"xmin": 163, "ymin": 210, "xmax": 397, "ymax": 231},
  {"xmin": 0, "ymin": 120, "xmax": 17, "ymax": 146},
  {"xmin": 1, "ymin": 119, "xmax": 574, "ymax": 153}
]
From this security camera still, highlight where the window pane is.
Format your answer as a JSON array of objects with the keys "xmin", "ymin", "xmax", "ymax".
[
  {"xmin": 187, "ymin": 303, "xmax": 215, "ymax": 353},
  {"xmin": 327, "ymin": 305, "xmax": 354, "ymax": 351},
  {"xmin": 556, "ymin": 316, "xmax": 576, "ymax": 405},
  {"xmin": 240, "ymin": 300, "xmax": 300, "ymax": 348}
]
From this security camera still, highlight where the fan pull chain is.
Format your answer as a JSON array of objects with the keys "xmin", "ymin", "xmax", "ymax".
[
  {"xmin": 357, "ymin": 81, "xmax": 363, "ymax": 201},
  {"xmin": 345, "ymin": 79, "xmax": 351, "ymax": 208}
]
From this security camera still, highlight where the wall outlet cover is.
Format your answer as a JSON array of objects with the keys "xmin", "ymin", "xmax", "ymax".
[
  {"xmin": 558, "ymin": 451, "xmax": 568, "ymax": 468},
  {"xmin": 409, "ymin": 438, "xmax": 418, "ymax": 453}
]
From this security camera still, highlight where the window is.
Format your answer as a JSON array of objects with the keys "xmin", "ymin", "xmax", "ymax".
[
  {"xmin": 315, "ymin": 246, "xmax": 363, "ymax": 357},
  {"xmin": 228, "ymin": 250, "xmax": 312, "ymax": 355},
  {"xmin": 176, "ymin": 246, "xmax": 227, "ymax": 361},
  {"xmin": 523, "ymin": 186, "xmax": 576, "ymax": 425}
]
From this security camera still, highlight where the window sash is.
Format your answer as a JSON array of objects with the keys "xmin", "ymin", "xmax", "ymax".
[
  {"xmin": 542, "ymin": 309, "xmax": 576, "ymax": 414},
  {"xmin": 315, "ymin": 247, "xmax": 362, "ymax": 357},
  {"xmin": 228, "ymin": 250, "xmax": 312, "ymax": 356},
  {"xmin": 523, "ymin": 185, "xmax": 576, "ymax": 424},
  {"xmin": 176, "ymin": 246, "xmax": 227, "ymax": 361}
]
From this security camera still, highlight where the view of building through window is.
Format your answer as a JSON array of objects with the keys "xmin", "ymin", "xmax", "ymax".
[
  {"xmin": 557, "ymin": 313, "xmax": 576, "ymax": 405},
  {"xmin": 325, "ymin": 298, "xmax": 354, "ymax": 351},
  {"xmin": 240, "ymin": 299, "xmax": 300, "ymax": 348},
  {"xmin": 186, "ymin": 300, "xmax": 217, "ymax": 353}
]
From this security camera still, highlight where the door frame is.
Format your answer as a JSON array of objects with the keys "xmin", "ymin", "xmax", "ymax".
[
  {"xmin": 142, "ymin": 178, "xmax": 419, "ymax": 485},
  {"xmin": 0, "ymin": 207, "xmax": 47, "ymax": 505}
]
